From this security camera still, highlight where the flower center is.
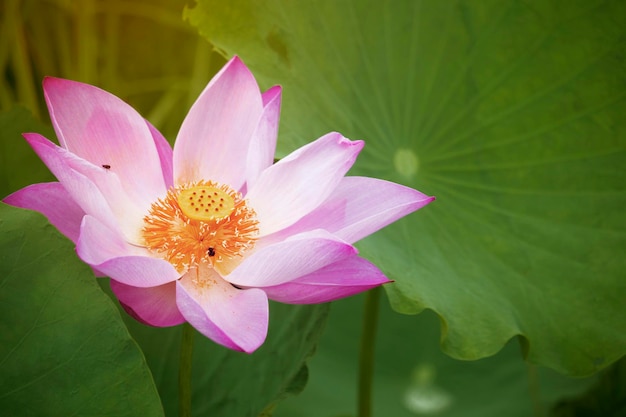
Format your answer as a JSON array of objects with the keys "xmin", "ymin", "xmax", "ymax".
[
  {"xmin": 177, "ymin": 185, "xmax": 235, "ymax": 222},
  {"xmin": 142, "ymin": 181, "xmax": 258, "ymax": 274}
]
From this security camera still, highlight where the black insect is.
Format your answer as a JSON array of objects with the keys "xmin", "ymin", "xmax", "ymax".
[
  {"xmin": 102, "ymin": 164, "xmax": 111, "ymax": 169},
  {"xmin": 208, "ymin": 247, "xmax": 216, "ymax": 257}
]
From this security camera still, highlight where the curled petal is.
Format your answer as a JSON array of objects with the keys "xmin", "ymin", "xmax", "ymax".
[
  {"xmin": 176, "ymin": 266, "xmax": 268, "ymax": 353},
  {"xmin": 174, "ymin": 56, "xmax": 264, "ymax": 189},
  {"xmin": 269, "ymin": 176, "xmax": 435, "ymax": 244},
  {"xmin": 263, "ymin": 256, "xmax": 389, "ymax": 304},
  {"xmin": 227, "ymin": 230, "xmax": 357, "ymax": 288},
  {"xmin": 246, "ymin": 132, "xmax": 364, "ymax": 236},
  {"xmin": 246, "ymin": 85, "xmax": 282, "ymax": 189},
  {"xmin": 77, "ymin": 215, "xmax": 179, "ymax": 287},
  {"xmin": 110, "ymin": 280, "xmax": 184, "ymax": 327},
  {"xmin": 3, "ymin": 182, "xmax": 84, "ymax": 244},
  {"xmin": 43, "ymin": 77, "xmax": 166, "ymax": 207}
]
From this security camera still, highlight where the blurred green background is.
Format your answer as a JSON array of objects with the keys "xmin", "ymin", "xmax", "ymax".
[
  {"xmin": 1, "ymin": 0, "xmax": 625, "ymax": 416},
  {"xmin": 1, "ymin": 0, "xmax": 224, "ymax": 138}
]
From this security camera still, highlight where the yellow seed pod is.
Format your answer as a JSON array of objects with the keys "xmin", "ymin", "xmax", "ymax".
[{"xmin": 177, "ymin": 185, "xmax": 235, "ymax": 222}]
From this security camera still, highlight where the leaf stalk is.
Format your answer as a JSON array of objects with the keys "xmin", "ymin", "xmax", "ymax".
[
  {"xmin": 358, "ymin": 286, "xmax": 381, "ymax": 417},
  {"xmin": 179, "ymin": 322, "xmax": 194, "ymax": 417}
]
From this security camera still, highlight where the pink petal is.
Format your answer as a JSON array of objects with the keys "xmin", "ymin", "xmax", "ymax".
[
  {"xmin": 76, "ymin": 215, "xmax": 179, "ymax": 287},
  {"xmin": 25, "ymin": 133, "xmax": 146, "ymax": 242},
  {"xmin": 110, "ymin": 280, "xmax": 184, "ymax": 327},
  {"xmin": 3, "ymin": 182, "xmax": 84, "ymax": 244},
  {"xmin": 263, "ymin": 256, "xmax": 389, "ymax": 304},
  {"xmin": 269, "ymin": 176, "xmax": 435, "ymax": 244},
  {"xmin": 245, "ymin": 85, "xmax": 282, "ymax": 189},
  {"xmin": 146, "ymin": 120, "xmax": 174, "ymax": 188},
  {"xmin": 43, "ymin": 77, "xmax": 166, "ymax": 207},
  {"xmin": 176, "ymin": 266, "xmax": 268, "ymax": 353},
  {"xmin": 226, "ymin": 230, "xmax": 357, "ymax": 288},
  {"xmin": 173, "ymin": 56, "xmax": 264, "ymax": 190},
  {"xmin": 246, "ymin": 132, "xmax": 364, "ymax": 236}
]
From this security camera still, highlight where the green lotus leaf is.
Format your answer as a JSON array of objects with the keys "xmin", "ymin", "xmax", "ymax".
[
  {"xmin": 186, "ymin": 0, "xmax": 626, "ymax": 375},
  {"xmin": 0, "ymin": 203, "xmax": 163, "ymax": 417}
]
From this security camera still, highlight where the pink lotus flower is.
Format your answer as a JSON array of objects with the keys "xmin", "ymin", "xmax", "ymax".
[{"xmin": 4, "ymin": 57, "xmax": 434, "ymax": 353}]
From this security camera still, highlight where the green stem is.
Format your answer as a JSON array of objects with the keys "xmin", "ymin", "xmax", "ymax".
[
  {"xmin": 357, "ymin": 286, "xmax": 381, "ymax": 417},
  {"xmin": 179, "ymin": 322, "xmax": 194, "ymax": 417}
]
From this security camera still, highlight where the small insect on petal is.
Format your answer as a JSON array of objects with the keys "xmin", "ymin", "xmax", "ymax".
[
  {"xmin": 102, "ymin": 164, "xmax": 111, "ymax": 169},
  {"xmin": 208, "ymin": 247, "xmax": 216, "ymax": 257}
]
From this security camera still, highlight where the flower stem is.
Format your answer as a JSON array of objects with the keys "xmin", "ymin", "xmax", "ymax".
[
  {"xmin": 358, "ymin": 286, "xmax": 381, "ymax": 417},
  {"xmin": 179, "ymin": 322, "xmax": 194, "ymax": 417}
]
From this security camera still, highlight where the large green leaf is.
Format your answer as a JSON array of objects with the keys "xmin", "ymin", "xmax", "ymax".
[
  {"xmin": 0, "ymin": 203, "xmax": 163, "ymax": 417},
  {"xmin": 100, "ymin": 281, "xmax": 329, "ymax": 417},
  {"xmin": 186, "ymin": 0, "xmax": 626, "ymax": 375}
]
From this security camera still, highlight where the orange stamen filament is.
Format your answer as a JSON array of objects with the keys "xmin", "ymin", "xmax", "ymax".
[{"xmin": 142, "ymin": 181, "xmax": 258, "ymax": 273}]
